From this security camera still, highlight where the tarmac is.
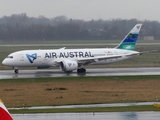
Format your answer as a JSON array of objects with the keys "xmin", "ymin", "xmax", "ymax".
[{"xmin": 0, "ymin": 67, "xmax": 160, "ymax": 79}]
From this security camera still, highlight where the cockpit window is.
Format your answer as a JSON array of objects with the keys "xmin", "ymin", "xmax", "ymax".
[{"xmin": 7, "ymin": 56, "xmax": 13, "ymax": 58}]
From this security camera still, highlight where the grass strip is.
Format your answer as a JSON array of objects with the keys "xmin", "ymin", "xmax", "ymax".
[
  {"xmin": 1, "ymin": 75, "xmax": 160, "ymax": 107},
  {"xmin": 9, "ymin": 105, "xmax": 160, "ymax": 114}
]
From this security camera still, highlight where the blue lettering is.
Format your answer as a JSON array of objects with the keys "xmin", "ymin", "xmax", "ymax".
[
  {"xmin": 52, "ymin": 52, "xmax": 57, "ymax": 58},
  {"xmin": 59, "ymin": 52, "xmax": 64, "ymax": 58},
  {"xmin": 85, "ymin": 52, "xmax": 89, "ymax": 57},
  {"xmin": 45, "ymin": 51, "xmax": 94, "ymax": 59},
  {"xmin": 79, "ymin": 52, "xmax": 84, "ymax": 57},
  {"xmin": 70, "ymin": 52, "xmax": 74, "ymax": 58},
  {"xmin": 74, "ymin": 52, "xmax": 78, "ymax": 57},
  {"xmin": 64, "ymin": 52, "xmax": 69, "ymax": 58},
  {"xmin": 89, "ymin": 52, "xmax": 94, "ymax": 57},
  {"xmin": 45, "ymin": 53, "xmax": 50, "ymax": 58}
]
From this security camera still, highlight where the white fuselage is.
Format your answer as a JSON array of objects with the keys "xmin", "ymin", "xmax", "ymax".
[
  {"xmin": 2, "ymin": 24, "xmax": 143, "ymax": 73},
  {"xmin": 2, "ymin": 48, "xmax": 139, "ymax": 68}
]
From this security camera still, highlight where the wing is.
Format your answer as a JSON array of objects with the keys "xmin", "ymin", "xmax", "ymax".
[
  {"xmin": 77, "ymin": 55, "xmax": 121, "ymax": 63},
  {"xmin": 77, "ymin": 52, "xmax": 141, "ymax": 65},
  {"xmin": 53, "ymin": 52, "xmax": 141, "ymax": 66}
]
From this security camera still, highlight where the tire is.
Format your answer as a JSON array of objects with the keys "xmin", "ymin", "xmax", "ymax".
[
  {"xmin": 15, "ymin": 69, "xmax": 19, "ymax": 74},
  {"xmin": 77, "ymin": 68, "xmax": 86, "ymax": 73}
]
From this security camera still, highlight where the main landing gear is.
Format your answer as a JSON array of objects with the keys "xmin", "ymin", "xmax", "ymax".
[
  {"xmin": 14, "ymin": 67, "xmax": 19, "ymax": 74},
  {"xmin": 15, "ymin": 69, "xmax": 19, "ymax": 74},
  {"xmin": 77, "ymin": 68, "xmax": 86, "ymax": 73}
]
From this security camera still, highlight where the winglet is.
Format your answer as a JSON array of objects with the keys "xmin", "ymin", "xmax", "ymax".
[
  {"xmin": 0, "ymin": 99, "xmax": 13, "ymax": 120},
  {"xmin": 116, "ymin": 24, "xmax": 142, "ymax": 50}
]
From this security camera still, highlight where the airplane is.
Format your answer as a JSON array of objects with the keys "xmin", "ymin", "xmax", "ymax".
[
  {"xmin": 2, "ymin": 24, "xmax": 142, "ymax": 74},
  {"xmin": 0, "ymin": 99, "xmax": 13, "ymax": 120}
]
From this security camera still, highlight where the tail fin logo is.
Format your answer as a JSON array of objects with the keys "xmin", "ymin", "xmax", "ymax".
[
  {"xmin": 136, "ymin": 26, "xmax": 140, "ymax": 29},
  {"xmin": 125, "ymin": 45, "xmax": 131, "ymax": 49},
  {"xmin": 26, "ymin": 53, "xmax": 37, "ymax": 63},
  {"xmin": 116, "ymin": 24, "xmax": 142, "ymax": 50}
]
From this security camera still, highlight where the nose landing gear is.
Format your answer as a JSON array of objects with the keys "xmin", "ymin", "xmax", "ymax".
[{"xmin": 14, "ymin": 67, "xmax": 19, "ymax": 74}]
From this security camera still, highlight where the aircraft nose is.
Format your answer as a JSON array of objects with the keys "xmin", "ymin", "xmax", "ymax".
[{"xmin": 2, "ymin": 59, "xmax": 7, "ymax": 65}]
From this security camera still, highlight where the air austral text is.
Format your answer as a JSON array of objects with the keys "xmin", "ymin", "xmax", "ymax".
[{"xmin": 45, "ymin": 51, "xmax": 94, "ymax": 58}]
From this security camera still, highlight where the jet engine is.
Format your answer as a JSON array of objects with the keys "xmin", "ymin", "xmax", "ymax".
[{"xmin": 60, "ymin": 60, "xmax": 78, "ymax": 72}]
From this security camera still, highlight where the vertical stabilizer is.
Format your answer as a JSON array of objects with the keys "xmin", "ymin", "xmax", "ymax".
[
  {"xmin": 116, "ymin": 24, "xmax": 142, "ymax": 50},
  {"xmin": 0, "ymin": 99, "xmax": 13, "ymax": 120}
]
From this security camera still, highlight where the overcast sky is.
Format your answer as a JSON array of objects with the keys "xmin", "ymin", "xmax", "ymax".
[{"xmin": 0, "ymin": 0, "xmax": 159, "ymax": 21}]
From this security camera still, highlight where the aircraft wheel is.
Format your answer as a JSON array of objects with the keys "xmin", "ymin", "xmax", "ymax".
[
  {"xmin": 77, "ymin": 68, "xmax": 86, "ymax": 73},
  {"xmin": 82, "ymin": 68, "xmax": 86, "ymax": 73},
  {"xmin": 15, "ymin": 69, "xmax": 19, "ymax": 74}
]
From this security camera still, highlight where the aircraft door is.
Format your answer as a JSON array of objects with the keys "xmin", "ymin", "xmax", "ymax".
[
  {"xmin": 19, "ymin": 54, "xmax": 24, "ymax": 61},
  {"xmin": 42, "ymin": 53, "xmax": 49, "ymax": 65}
]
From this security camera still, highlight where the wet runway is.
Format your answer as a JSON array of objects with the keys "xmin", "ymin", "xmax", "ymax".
[
  {"xmin": 12, "ymin": 112, "xmax": 160, "ymax": 120},
  {"xmin": 0, "ymin": 67, "xmax": 160, "ymax": 79}
]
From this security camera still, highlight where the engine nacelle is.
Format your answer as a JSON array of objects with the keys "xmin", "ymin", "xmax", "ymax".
[{"xmin": 60, "ymin": 60, "xmax": 78, "ymax": 72}]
